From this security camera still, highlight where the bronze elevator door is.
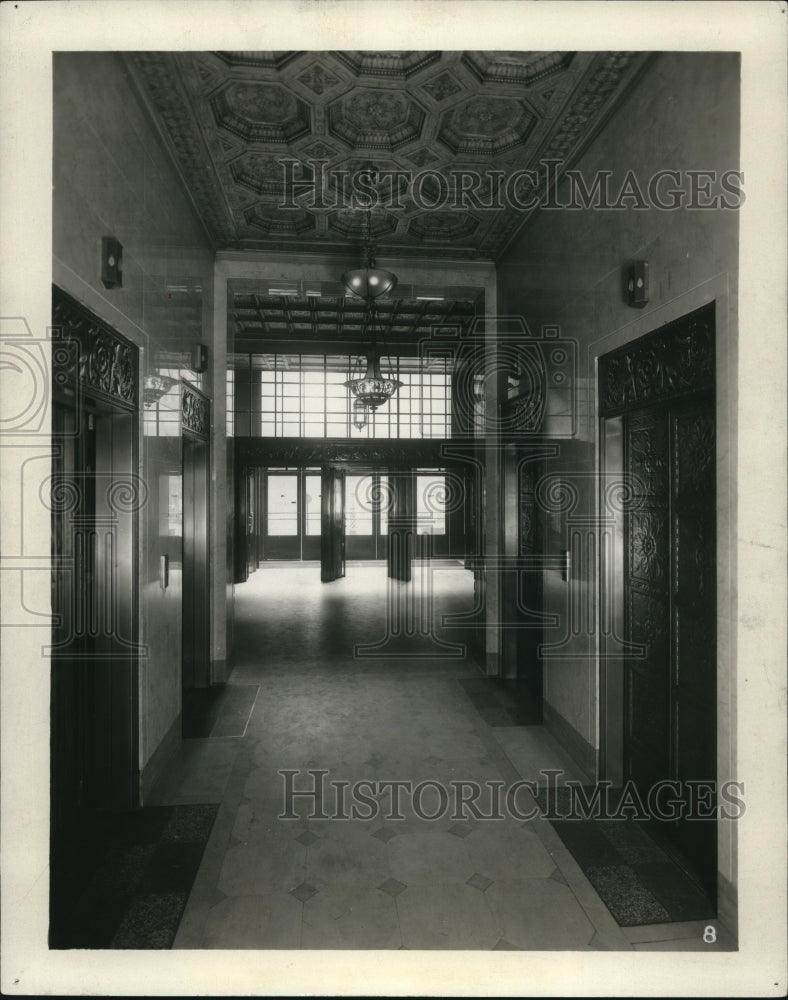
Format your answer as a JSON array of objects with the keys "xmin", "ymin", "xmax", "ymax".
[
  {"xmin": 51, "ymin": 397, "xmax": 139, "ymax": 822},
  {"xmin": 623, "ymin": 393, "xmax": 717, "ymax": 898},
  {"xmin": 51, "ymin": 400, "xmax": 96, "ymax": 832}
]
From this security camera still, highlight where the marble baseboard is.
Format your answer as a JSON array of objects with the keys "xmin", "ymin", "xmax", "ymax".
[
  {"xmin": 141, "ymin": 712, "xmax": 182, "ymax": 805},
  {"xmin": 211, "ymin": 658, "xmax": 228, "ymax": 684},
  {"xmin": 717, "ymin": 869, "xmax": 738, "ymax": 944},
  {"xmin": 542, "ymin": 701, "xmax": 597, "ymax": 783},
  {"xmin": 484, "ymin": 650, "xmax": 501, "ymax": 677}
]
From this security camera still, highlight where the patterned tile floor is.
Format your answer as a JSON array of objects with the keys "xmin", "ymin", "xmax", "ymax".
[{"xmin": 149, "ymin": 564, "xmax": 734, "ymax": 951}]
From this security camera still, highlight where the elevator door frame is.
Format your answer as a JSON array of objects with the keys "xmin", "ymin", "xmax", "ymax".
[
  {"xmin": 50, "ymin": 287, "xmax": 141, "ymax": 825},
  {"xmin": 598, "ymin": 302, "xmax": 717, "ymax": 901}
]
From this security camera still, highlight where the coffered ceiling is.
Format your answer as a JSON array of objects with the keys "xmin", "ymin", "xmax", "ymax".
[
  {"xmin": 231, "ymin": 283, "xmax": 482, "ymax": 355},
  {"xmin": 127, "ymin": 50, "xmax": 651, "ymax": 261}
]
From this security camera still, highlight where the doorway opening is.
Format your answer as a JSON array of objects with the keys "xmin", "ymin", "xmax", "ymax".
[
  {"xmin": 599, "ymin": 302, "xmax": 718, "ymax": 906},
  {"xmin": 49, "ymin": 288, "xmax": 141, "ymax": 946},
  {"xmin": 245, "ymin": 466, "xmax": 457, "ymax": 570}
]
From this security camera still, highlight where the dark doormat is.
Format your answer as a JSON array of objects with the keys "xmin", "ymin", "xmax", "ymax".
[
  {"xmin": 533, "ymin": 788, "xmax": 716, "ymax": 926},
  {"xmin": 50, "ymin": 804, "xmax": 218, "ymax": 949},
  {"xmin": 459, "ymin": 676, "xmax": 542, "ymax": 726},
  {"xmin": 182, "ymin": 683, "xmax": 259, "ymax": 738}
]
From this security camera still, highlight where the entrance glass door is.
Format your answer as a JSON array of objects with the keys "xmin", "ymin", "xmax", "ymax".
[
  {"xmin": 302, "ymin": 472, "xmax": 322, "ymax": 560},
  {"xmin": 265, "ymin": 471, "xmax": 299, "ymax": 558},
  {"xmin": 345, "ymin": 474, "xmax": 375, "ymax": 559},
  {"xmin": 261, "ymin": 468, "xmax": 322, "ymax": 560},
  {"xmin": 345, "ymin": 472, "xmax": 390, "ymax": 560},
  {"xmin": 416, "ymin": 472, "xmax": 449, "ymax": 557}
]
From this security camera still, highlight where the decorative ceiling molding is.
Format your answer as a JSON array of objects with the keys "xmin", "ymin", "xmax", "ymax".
[
  {"xmin": 127, "ymin": 50, "xmax": 653, "ymax": 260},
  {"xmin": 126, "ymin": 52, "xmax": 237, "ymax": 246}
]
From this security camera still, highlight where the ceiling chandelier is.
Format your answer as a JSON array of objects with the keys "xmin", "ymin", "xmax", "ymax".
[{"xmin": 342, "ymin": 209, "xmax": 401, "ymax": 431}]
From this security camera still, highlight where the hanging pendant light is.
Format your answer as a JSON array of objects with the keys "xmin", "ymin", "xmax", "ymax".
[
  {"xmin": 341, "ymin": 189, "xmax": 398, "ymax": 302},
  {"xmin": 342, "ymin": 209, "xmax": 402, "ymax": 417},
  {"xmin": 346, "ymin": 347, "xmax": 402, "ymax": 410},
  {"xmin": 352, "ymin": 397, "xmax": 369, "ymax": 430}
]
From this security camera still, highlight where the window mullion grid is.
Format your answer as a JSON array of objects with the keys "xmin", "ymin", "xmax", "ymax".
[
  {"xmin": 421, "ymin": 362, "xmax": 426, "ymax": 439},
  {"xmin": 346, "ymin": 353, "xmax": 351, "ymax": 438},
  {"xmin": 396, "ymin": 357, "xmax": 401, "ymax": 439},
  {"xmin": 299, "ymin": 353, "xmax": 304, "ymax": 438},
  {"xmin": 276, "ymin": 354, "xmax": 282, "ymax": 438}
]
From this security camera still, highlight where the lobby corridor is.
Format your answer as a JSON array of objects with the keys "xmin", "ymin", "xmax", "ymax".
[{"xmin": 149, "ymin": 565, "xmax": 726, "ymax": 951}]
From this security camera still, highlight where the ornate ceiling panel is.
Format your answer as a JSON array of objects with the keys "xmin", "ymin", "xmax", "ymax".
[
  {"xmin": 128, "ymin": 49, "xmax": 651, "ymax": 260},
  {"xmin": 231, "ymin": 288, "xmax": 481, "ymax": 353}
]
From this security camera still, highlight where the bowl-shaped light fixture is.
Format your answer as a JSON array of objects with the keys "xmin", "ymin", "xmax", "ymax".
[
  {"xmin": 345, "ymin": 353, "xmax": 403, "ymax": 410},
  {"xmin": 342, "ymin": 265, "xmax": 398, "ymax": 301}
]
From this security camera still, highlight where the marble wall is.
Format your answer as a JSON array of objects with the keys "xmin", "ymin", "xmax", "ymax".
[
  {"xmin": 496, "ymin": 52, "xmax": 740, "ymax": 900},
  {"xmin": 52, "ymin": 52, "xmax": 215, "ymax": 793}
]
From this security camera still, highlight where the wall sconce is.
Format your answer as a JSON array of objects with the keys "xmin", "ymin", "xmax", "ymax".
[
  {"xmin": 191, "ymin": 343, "xmax": 209, "ymax": 373},
  {"xmin": 159, "ymin": 554, "xmax": 169, "ymax": 591},
  {"xmin": 626, "ymin": 261, "xmax": 648, "ymax": 308},
  {"xmin": 101, "ymin": 236, "xmax": 123, "ymax": 289},
  {"xmin": 560, "ymin": 548, "xmax": 571, "ymax": 583}
]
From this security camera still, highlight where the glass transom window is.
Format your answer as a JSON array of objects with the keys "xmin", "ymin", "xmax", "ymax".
[{"xmin": 229, "ymin": 353, "xmax": 452, "ymax": 439}]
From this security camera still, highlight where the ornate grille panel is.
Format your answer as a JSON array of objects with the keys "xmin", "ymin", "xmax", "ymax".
[
  {"xmin": 52, "ymin": 285, "xmax": 139, "ymax": 410},
  {"xmin": 599, "ymin": 302, "xmax": 714, "ymax": 418}
]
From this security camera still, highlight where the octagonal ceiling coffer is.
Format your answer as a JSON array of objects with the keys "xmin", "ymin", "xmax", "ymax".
[
  {"xmin": 462, "ymin": 51, "xmax": 574, "ymax": 86},
  {"xmin": 332, "ymin": 51, "xmax": 441, "ymax": 79},
  {"xmin": 211, "ymin": 81, "xmax": 311, "ymax": 143},
  {"xmin": 328, "ymin": 207, "xmax": 398, "ymax": 239},
  {"xmin": 438, "ymin": 96, "xmax": 537, "ymax": 157},
  {"xmin": 230, "ymin": 151, "xmax": 287, "ymax": 198},
  {"xmin": 244, "ymin": 206, "xmax": 316, "ymax": 236},
  {"xmin": 408, "ymin": 211, "xmax": 480, "ymax": 243},
  {"xmin": 328, "ymin": 88, "xmax": 427, "ymax": 151}
]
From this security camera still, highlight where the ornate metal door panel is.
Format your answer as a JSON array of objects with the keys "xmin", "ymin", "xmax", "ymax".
[
  {"xmin": 670, "ymin": 400, "xmax": 717, "ymax": 879},
  {"xmin": 51, "ymin": 286, "xmax": 141, "ymax": 817},
  {"xmin": 624, "ymin": 408, "xmax": 671, "ymax": 792},
  {"xmin": 601, "ymin": 302, "xmax": 716, "ymax": 899}
]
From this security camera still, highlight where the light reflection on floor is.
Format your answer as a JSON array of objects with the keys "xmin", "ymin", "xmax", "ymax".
[
  {"xmin": 157, "ymin": 560, "xmax": 733, "ymax": 951},
  {"xmin": 232, "ymin": 561, "xmax": 479, "ymax": 671}
]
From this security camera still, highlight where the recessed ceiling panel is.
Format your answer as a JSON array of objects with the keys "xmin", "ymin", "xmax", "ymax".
[{"xmin": 128, "ymin": 49, "xmax": 651, "ymax": 259}]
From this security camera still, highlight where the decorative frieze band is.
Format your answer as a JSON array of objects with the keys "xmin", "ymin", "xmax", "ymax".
[
  {"xmin": 52, "ymin": 286, "xmax": 139, "ymax": 409},
  {"xmin": 235, "ymin": 436, "xmax": 452, "ymax": 469},
  {"xmin": 181, "ymin": 382, "xmax": 210, "ymax": 438},
  {"xmin": 598, "ymin": 302, "xmax": 715, "ymax": 418}
]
